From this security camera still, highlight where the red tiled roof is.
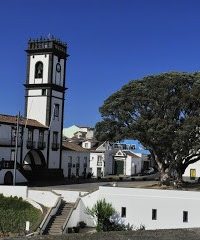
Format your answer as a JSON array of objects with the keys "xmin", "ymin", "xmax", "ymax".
[
  {"xmin": 0, "ymin": 114, "xmax": 48, "ymax": 129},
  {"xmin": 62, "ymin": 141, "xmax": 89, "ymax": 152}
]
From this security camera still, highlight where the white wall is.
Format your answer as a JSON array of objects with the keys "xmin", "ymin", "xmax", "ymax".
[
  {"xmin": 28, "ymin": 190, "xmax": 60, "ymax": 207},
  {"xmin": 127, "ymin": 156, "xmax": 142, "ymax": 175},
  {"xmin": 26, "ymin": 198, "xmax": 43, "ymax": 212},
  {"xmin": 52, "ymin": 56, "xmax": 65, "ymax": 86},
  {"xmin": 62, "ymin": 150, "xmax": 90, "ymax": 177},
  {"xmin": 27, "ymin": 96, "xmax": 47, "ymax": 125},
  {"xmin": 97, "ymin": 187, "xmax": 200, "ymax": 230},
  {"xmin": 0, "ymin": 185, "xmax": 28, "ymax": 198},
  {"xmin": 80, "ymin": 190, "xmax": 99, "ymax": 227},
  {"xmin": 53, "ymin": 190, "xmax": 87, "ymax": 203},
  {"xmin": 63, "ymin": 125, "xmax": 80, "ymax": 139},
  {"xmin": 48, "ymin": 95, "xmax": 63, "ymax": 169},
  {"xmin": 90, "ymin": 152, "xmax": 104, "ymax": 177},
  {"xmin": 66, "ymin": 202, "xmax": 81, "ymax": 228}
]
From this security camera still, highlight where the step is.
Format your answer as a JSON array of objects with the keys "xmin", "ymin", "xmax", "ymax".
[
  {"xmin": 48, "ymin": 231, "xmax": 62, "ymax": 235},
  {"xmin": 44, "ymin": 201, "xmax": 75, "ymax": 235},
  {"xmin": 49, "ymin": 226, "xmax": 62, "ymax": 230},
  {"xmin": 54, "ymin": 216, "xmax": 67, "ymax": 219}
]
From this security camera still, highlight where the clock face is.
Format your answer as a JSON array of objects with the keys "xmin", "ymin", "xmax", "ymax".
[{"xmin": 56, "ymin": 63, "xmax": 61, "ymax": 72}]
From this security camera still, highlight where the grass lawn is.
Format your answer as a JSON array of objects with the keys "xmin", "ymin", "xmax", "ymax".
[{"xmin": 0, "ymin": 194, "xmax": 42, "ymax": 236}]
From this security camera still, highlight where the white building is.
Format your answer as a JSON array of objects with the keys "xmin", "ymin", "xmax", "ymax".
[
  {"xmin": 183, "ymin": 161, "xmax": 200, "ymax": 182},
  {"xmin": 63, "ymin": 125, "xmax": 94, "ymax": 140},
  {"xmin": 62, "ymin": 141, "xmax": 90, "ymax": 178},
  {"xmin": 112, "ymin": 150, "xmax": 143, "ymax": 176}
]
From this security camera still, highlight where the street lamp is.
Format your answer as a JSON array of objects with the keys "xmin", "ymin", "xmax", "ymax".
[{"xmin": 13, "ymin": 112, "xmax": 20, "ymax": 186}]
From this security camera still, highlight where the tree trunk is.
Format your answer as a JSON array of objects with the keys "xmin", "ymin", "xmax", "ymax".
[{"xmin": 152, "ymin": 152, "xmax": 171, "ymax": 185}]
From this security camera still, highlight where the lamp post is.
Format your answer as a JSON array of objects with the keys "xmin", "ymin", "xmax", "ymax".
[{"xmin": 13, "ymin": 112, "xmax": 20, "ymax": 186}]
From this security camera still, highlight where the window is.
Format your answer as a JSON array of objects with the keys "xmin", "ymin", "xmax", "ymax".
[
  {"xmin": 129, "ymin": 144, "xmax": 136, "ymax": 150},
  {"xmin": 85, "ymin": 143, "xmax": 88, "ymax": 148},
  {"xmin": 68, "ymin": 156, "xmax": 72, "ymax": 167},
  {"xmin": 28, "ymin": 129, "xmax": 33, "ymax": 141},
  {"xmin": 97, "ymin": 156, "xmax": 103, "ymax": 166},
  {"xmin": 11, "ymin": 150, "xmax": 15, "ymax": 161},
  {"xmin": 53, "ymin": 132, "xmax": 58, "ymax": 144},
  {"xmin": 190, "ymin": 169, "xmax": 196, "ymax": 180},
  {"xmin": 54, "ymin": 104, "xmax": 59, "ymax": 119},
  {"xmin": 38, "ymin": 130, "xmax": 44, "ymax": 142},
  {"xmin": 38, "ymin": 130, "xmax": 45, "ymax": 149},
  {"xmin": 68, "ymin": 156, "xmax": 72, "ymax": 163},
  {"xmin": 183, "ymin": 211, "xmax": 188, "ymax": 222},
  {"xmin": 76, "ymin": 167, "xmax": 79, "ymax": 177},
  {"xmin": 77, "ymin": 156, "xmax": 80, "ymax": 164},
  {"xmin": 11, "ymin": 127, "xmax": 16, "ymax": 144},
  {"xmin": 35, "ymin": 61, "xmax": 43, "ymax": 78},
  {"xmin": 152, "ymin": 209, "xmax": 157, "ymax": 220},
  {"xmin": 121, "ymin": 207, "xmax": 126, "ymax": 217},
  {"xmin": 52, "ymin": 132, "xmax": 59, "ymax": 150},
  {"xmin": 42, "ymin": 89, "xmax": 46, "ymax": 96}
]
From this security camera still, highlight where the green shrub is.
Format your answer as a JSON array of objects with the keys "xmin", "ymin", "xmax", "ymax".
[{"xmin": 0, "ymin": 194, "xmax": 42, "ymax": 235}]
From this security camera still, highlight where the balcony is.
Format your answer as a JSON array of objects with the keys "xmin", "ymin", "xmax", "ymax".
[
  {"xmin": 0, "ymin": 138, "xmax": 22, "ymax": 147},
  {"xmin": 52, "ymin": 142, "xmax": 59, "ymax": 151},
  {"xmin": 0, "ymin": 160, "xmax": 14, "ymax": 169},
  {"xmin": 26, "ymin": 140, "xmax": 36, "ymax": 149},
  {"xmin": 37, "ymin": 141, "xmax": 46, "ymax": 150}
]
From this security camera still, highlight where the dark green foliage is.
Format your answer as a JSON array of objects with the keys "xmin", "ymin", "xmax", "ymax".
[
  {"xmin": 0, "ymin": 194, "xmax": 42, "ymax": 234},
  {"xmin": 95, "ymin": 72, "xmax": 200, "ymax": 182},
  {"xmin": 86, "ymin": 199, "xmax": 132, "ymax": 232},
  {"xmin": 86, "ymin": 199, "xmax": 115, "ymax": 232},
  {"xmin": 102, "ymin": 219, "xmax": 133, "ymax": 231},
  {"xmin": 79, "ymin": 221, "xmax": 87, "ymax": 228}
]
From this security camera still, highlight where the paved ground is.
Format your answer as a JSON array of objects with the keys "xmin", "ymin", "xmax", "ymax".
[{"xmin": 29, "ymin": 180, "xmax": 158, "ymax": 192}]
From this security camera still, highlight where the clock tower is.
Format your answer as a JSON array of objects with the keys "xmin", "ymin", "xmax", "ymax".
[{"xmin": 24, "ymin": 36, "xmax": 68, "ymax": 169}]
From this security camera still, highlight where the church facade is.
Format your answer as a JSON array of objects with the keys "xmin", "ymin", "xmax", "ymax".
[{"xmin": 0, "ymin": 37, "xmax": 68, "ymax": 184}]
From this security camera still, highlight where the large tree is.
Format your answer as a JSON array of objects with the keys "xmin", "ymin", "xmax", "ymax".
[{"xmin": 95, "ymin": 72, "xmax": 200, "ymax": 183}]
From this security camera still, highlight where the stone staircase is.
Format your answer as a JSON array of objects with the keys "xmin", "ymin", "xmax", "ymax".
[{"xmin": 44, "ymin": 200, "xmax": 74, "ymax": 235}]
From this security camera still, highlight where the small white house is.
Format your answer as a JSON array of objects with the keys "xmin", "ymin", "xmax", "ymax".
[
  {"xmin": 183, "ymin": 161, "xmax": 200, "ymax": 182},
  {"xmin": 89, "ymin": 141, "xmax": 113, "ymax": 178},
  {"xmin": 113, "ymin": 150, "xmax": 142, "ymax": 176},
  {"xmin": 62, "ymin": 141, "xmax": 90, "ymax": 178}
]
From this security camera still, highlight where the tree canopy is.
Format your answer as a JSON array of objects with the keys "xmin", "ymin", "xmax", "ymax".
[{"xmin": 95, "ymin": 72, "xmax": 200, "ymax": 182}]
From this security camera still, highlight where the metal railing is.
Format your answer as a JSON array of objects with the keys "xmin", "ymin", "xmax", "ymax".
[
  {"xmin": 52, "ymin": 143, "xmax": 59, "ymax": 151},
  {"xmin": 37, "ymin": 141, "xmax": 46, "ymax": 150},
  {"xmin": 0, "ymin": 160, "xmax": 14, "ymax": 169},
  {"xmin": 26, "ymin": 140, "xmax": 36, "ymax": 149}
]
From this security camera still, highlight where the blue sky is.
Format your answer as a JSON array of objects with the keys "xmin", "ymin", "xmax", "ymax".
[{"xmin": 1, "ymin": 0, "xmax": 200, "ymax": 127}]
